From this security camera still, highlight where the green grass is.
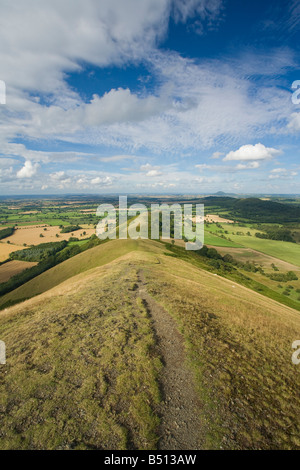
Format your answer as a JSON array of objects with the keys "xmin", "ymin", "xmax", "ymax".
[
  {"xmin": 68, "ymin": 239, "xmax": 90, "ymax": 247},
  {"xmin": 205, "ymin": 222, "xmax": 300, "ymax": 267},
  {"xmin": 204, "ymin": 230, "xmax": 241, "ymax": 247}
]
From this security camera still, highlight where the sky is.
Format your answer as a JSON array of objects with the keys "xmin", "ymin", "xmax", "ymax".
[{"xmin": 0, "ymin": 0, "xmax": 300, "ymax": 195}]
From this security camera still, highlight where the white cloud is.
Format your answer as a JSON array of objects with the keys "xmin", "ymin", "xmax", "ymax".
[
  {"xmin": 211, "ymin": 151, "xmax": 223, "ymax": 159},
  {"xmin": 0, "ymin": 1, "xmax": 298, "ymax": 194},
  {"xmin": 84, "ymin": 88, "xmax": 167, "ymax": 126},
  {"xmin": 235, "ymin": 161, "xmax": 260, "ymax": 170},
  {"xmin": 224, "ymin": 143, "xmax": 281, "ymax": 162},
  {"xmin": 172, "ymin": 0, "xmax": 224, "ymax": 31},
  {"xmin": 16, "ymin": 160, "xmax": 39, "ymax": 179},
  {"xmin": 0, "ymin": 157, "xmax": 19, "ymax": 168},
  {"xmin": 196, "ymin": 161, "xmax": 261, "ymax": 172},
  {"xmin": 91, "ymin": 176, "xmax": 113, "ymax": 185},
  {"xmin": 0, "ymin": 0, "xmax": 222, "ymax": 96},
  {"xmin": 139, "ymin": 163, "xmax": 162, "ymax": 177},
  {"xmin": 269, "ymin": 168, "xmax": 298, "ymax": 179},
  {"xmin": 145, "ymin": 170, "xmax": 162, "ymax": 177}
]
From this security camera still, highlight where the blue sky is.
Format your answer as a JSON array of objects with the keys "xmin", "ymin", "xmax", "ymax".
[{"xmin": 0, "ymin": 0, "xmax": 300, "ymax": 194}]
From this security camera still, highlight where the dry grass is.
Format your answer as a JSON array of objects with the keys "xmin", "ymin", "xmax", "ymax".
[
  {"xmin": 0, "ymin": 261, "xmax": 38, "ymax": 283},
  {"xmin": 205, "ymin": 214, "xmax": 234, "ymax": 224}
]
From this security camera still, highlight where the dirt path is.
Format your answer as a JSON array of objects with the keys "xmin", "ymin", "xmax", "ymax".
[{"xmin": 136, "ymin": 270, "xmax": 203, "ymax": 450}]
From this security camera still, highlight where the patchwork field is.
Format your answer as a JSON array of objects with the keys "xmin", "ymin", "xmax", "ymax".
[
  {"xmin": 228, "ymin": 235, "xmax": 300, "ymax": 267},
  {"xmin": 213, "ymin": 246, "xmax": 300, "ymax": 272}
]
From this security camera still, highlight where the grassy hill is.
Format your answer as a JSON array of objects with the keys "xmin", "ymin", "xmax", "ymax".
[
  {"xmin": 0, "ymin": 239, "xmax": 154, "ymax": 309},
  {"xmin": 0, "ymin": 239, "xmax": 299, "ymax": 450}
]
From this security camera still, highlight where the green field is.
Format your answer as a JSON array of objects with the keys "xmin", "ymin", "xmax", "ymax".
[
  {"xmin": 229, "ymin": 235, "xmax": 300, "ymax": 267},
  {"xmin": 204, "ymin": 230, "xmax": 241, "ymax": 247}
]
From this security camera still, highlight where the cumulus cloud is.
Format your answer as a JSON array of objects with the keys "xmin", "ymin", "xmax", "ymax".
[
  {"xmin": 16, "ymin": 160, "xmax": 39, "ymax": 179},
  {"xmin": 90, "ymin": 176, "xmax": 113, "ymax": 185},
  {"xmin": 0, "ymin": 1, "xmax": 298, "ymax": 194},
  {"xmin": 0, "ymin": 0, "xmax": 222, "ymax": 96},
  {"xmin": 140, "ymin": 163, "xmax": 162, "ymax": 177},
  {"xmin": 224, "ymin": 143, "xmax": 281, "ymax": 162},
  {"xmin": 84, "ymin": 88, "xmax": 167, "ymax": 126}
]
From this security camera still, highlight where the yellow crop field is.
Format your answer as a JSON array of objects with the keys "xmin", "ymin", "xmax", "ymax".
[
  {"xmin": 0, "ymin": 243, "xmax": 28, "ymax": 262},
  {"xmin": 4, "ymin": 225, "xmax": 95, "ymax": 246}
]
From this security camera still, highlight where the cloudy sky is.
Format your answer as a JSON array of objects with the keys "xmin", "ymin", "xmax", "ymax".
[{"xmin": 0, "ymin": 0, "xmax": 300, "ymax": 195}]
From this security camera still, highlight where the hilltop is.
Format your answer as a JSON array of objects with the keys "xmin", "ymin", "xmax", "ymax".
[{"xmin": 0, "ymin": 239, "xmax": 299, "ymax": 450}]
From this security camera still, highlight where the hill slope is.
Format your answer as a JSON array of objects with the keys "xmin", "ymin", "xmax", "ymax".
[
  {"xmin": 0, "ymin": 239, "xmax": 299, "ymax": 450},
  {"xmin": 0, "ymin": 239, "xmax": 158, "ymax": 309}
]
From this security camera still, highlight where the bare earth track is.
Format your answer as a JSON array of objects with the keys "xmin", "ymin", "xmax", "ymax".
[{"xmin": 136, "ymin": 270, "xmax": 203, "ymax": 450}]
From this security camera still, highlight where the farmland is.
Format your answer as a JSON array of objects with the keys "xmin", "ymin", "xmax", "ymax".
[
  {"xmin": 0, "ymin": 194, "xmax": 300, "ymax": 312},
  {"xmin": 4, "ymin": 225, "xmax": 95, "ymax": 246}
]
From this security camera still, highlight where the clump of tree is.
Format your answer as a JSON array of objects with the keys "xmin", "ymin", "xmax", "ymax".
[
  {"xmin": 266, "ymin": 271, "xmax": 298, "ymax": 282},
  {"xmin": 222, "ymin": 253, "xmax": 264, "ymax": 274},
  {"xmin": 60, "ymin": 225, "xmax": 82, "ymax": 233},
  {"xmin": 255, "ymin": 227, "xmax": 295, "ymax": 243},
  {"xmin": 0, "ymin": 226, "xmax": 14, "ymax": 240},
  {"xmin": 10, "ymin": 241, "xmax": 68, "ymax": 262}
]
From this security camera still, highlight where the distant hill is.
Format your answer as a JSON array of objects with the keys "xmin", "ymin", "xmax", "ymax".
[
  {"xmin": 212, "ymin": 191, "xmax": 238, "ymax": 197},
  {"xmin": 231, "ymin": 197, "xmax": 300, "ymax": 223},
  {"xmin": 203, "ymin": 196, "xmax": 300, "ymax": 223}
]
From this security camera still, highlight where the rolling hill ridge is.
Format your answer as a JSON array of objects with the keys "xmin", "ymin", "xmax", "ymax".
[{"xmin": 0, "ymin": 239, "xmax": 299, "ymax": 449}]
